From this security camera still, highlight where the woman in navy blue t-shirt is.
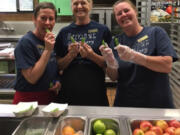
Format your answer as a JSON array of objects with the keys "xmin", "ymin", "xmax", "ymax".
[
  {"xmin": 99, "ymin": 0, "xmax": 178, "ymax": 108},
  {"xmin": 13, "ymin": 2, "xmax": 61, "ymax": 105},
  {"xmin": 54, "ymin": 0, "xmax": 112, "ymax": 106}
]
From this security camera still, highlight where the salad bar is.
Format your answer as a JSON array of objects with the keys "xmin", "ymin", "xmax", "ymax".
[{"xmin": 1, "ymin": 105, "xmax": 180, "ymax": 135}]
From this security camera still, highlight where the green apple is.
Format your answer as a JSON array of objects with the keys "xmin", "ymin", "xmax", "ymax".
[
  {"xmin": 93, "ymin": 120, "xmax": 106, "ymax": 134},
  {"xmin": 104, "ymin": 129, "xmax": 116, "ymax": 135}
]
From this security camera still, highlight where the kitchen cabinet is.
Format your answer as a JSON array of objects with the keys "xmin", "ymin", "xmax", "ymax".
[{"xmin": 39, "ymin": 0, "xmax": 72, "ymax": 16}]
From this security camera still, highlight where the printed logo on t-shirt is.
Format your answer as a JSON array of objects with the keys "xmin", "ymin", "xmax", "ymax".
[{"xmin": 67, "ymin": 32, "xmax": 97, "ymax": 46}]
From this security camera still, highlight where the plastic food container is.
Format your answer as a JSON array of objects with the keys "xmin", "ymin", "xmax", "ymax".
[
  {"xmin": 12, "ymin": 117, "xmax": 52, "ymax": 135},
  {"xmin": 88, "ymin": 117, "xmax": 121, "ymax": 135},
  {"xmin": 53, "ymin": 116, "xmax": 88, "ymax": 135}
]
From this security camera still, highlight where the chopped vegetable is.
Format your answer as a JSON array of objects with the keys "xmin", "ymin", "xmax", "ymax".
[
  {"xmin": 49, "ymin": 82, "xmax": 53, "ymax": 88},
  {"xmin": 51, "ymin": 108, "xmax": 59, "ymax": 113},
  {"xmin": 81, "ymin": 37, "xmax": 85, "ymax": 44},
  {"xmin": 18, "ymin": 105, "xmax": 33, "ymax": 113},
  {"xmin": 102, "ymin": 40, "xmax": 107, "ymax": 47},
  {"xmin": 46, "ymin": 29, "xmax": 50, "ymax": 33},
  {"xmin": 70, "ymin": 36, "xmax": 75, "ymax": 43},
  {"xmin": 114, "ymin": 38, "xmax": 119, "ymax": 46}
]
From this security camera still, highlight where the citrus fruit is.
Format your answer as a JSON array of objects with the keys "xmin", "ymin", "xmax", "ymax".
[
  {"xmin": 93, "ymin": 120, "xmax": 106, "ymax": 134},
  {"xmin": 104, "ymin": 129, "xmax": 116, "ymax": 135},
  {"xmin": 62, "ymin": 125, "xmax": 75, "ymax": 135}
]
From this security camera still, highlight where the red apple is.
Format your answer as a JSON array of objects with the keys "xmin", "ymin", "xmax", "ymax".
[
  {"xmin": 144, "ymin": 131, "xmax": 156, "ymax": 135},
  {"xmin": 165, "ymin": 127, "xmax": 175, "ymax": 135},
  {"xmin": 140, "ymin": 121, "xmax": 153, "ymax": 132},
  {"xmin": 150, "ymin": 126, "xmax": 163, "ymax": 135},
  {"xmin": 169, "ymin": 120, "xmax": 180, "ymax": 128},
  {"xmin": 164, "ymin": 133, "xmax": 170, "ymax": 135},
  {"xmin": 156, "ymin": 120, "xmax": 168, "ymax": 131},
  {"xmin": 133, "ymin": 128, "xmax": 145, "ymax": 135},
  {"xmin": 175, "ymin": 128, "xmax": 180, "ymax": 135}
]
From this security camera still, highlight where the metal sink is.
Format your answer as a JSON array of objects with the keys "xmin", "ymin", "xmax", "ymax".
[{"xmin": 0, "ymin": 117, "xmax": 22, "ymax": 135}]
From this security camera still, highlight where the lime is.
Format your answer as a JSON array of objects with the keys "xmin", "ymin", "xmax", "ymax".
[
  {"xmin": 93, "ymin": 120, "xmax": 106, "ymax": 134},
  {"xmin": 104, "ymin": 129, "xmax": 116, "ymax": 135}
]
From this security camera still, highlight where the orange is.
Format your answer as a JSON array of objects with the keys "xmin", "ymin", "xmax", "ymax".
[{"xmin": 62, "ymin": 126, "xmax": 75, "ymax": 135}]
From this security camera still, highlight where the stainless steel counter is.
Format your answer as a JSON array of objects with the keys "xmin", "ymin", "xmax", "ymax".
[
  {"xmin": 1, "ymin": 105, "xmax": 180, "ymax": 135},
  {"xmin": 37, "ymin": 106, "xmax": 180, "ymax": 118},
  {"xmin": 1, "ymin": 104, "xmax": 180, "ymax": 118}
]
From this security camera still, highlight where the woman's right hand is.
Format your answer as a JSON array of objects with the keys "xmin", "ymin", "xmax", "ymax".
[
  {"xmin": 68, "ymin": 42, "xmax": 79, "ymax": 58},
  {"xmin": 99, "ymin": 45, "xmax": 118, "ymax": 69},
  {"xmin": 44, "ymin": 32, "xmax": 55, "ymax": 51}
]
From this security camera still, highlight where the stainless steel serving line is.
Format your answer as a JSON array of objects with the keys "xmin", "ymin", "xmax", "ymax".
[{"xmin": 0, "ymin": 105, "xmax": 180, "ymax": 135}]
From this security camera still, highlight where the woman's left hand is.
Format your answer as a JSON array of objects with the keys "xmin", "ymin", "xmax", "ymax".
[
  {"xmin": 79, "ymin": 42, "xmax": 94, "ymax": 59},
  {"xmin": 48, "ymin": 81, "xmax": 61, "ymax": 95}
]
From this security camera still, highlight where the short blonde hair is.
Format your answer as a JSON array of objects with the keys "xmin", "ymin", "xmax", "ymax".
[{"xmin": 113, "ymin": 0, "xmax": 137, "ymax": 13}]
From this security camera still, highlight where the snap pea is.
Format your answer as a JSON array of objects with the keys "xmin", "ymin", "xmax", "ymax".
[
  {"xmin": 102, "ymin": 40, "xmax": 107, "ymax": 47},
  {"xmin": 51, "ymin": 108, "xmax": 59, "ymax": 113},
  {"xmin": 46, "ymin": 29, "xmax": 50, "ymax": 33},
  {"xmin": 49, "ymin": 82, "xmax": 53, "ymax": 88},
  {"xmin": 70, "ymin": 36, "xmax": 75, "ymax": 43},
  {"xmin": 114, "ymin": 38, "xmax": 119, "ymax": 46},
  {"xmin": 81, "ymin": 37, "xmax": 85, "ymax": 44}
]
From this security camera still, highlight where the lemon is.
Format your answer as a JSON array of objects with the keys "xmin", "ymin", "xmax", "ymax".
[
  {"xmin": 104, "ymin": 129, "xmax": 116, "ymax": 135},
  {"xmin": 93, "ymin": 120, "xmax": 106, "ymax": 134}
]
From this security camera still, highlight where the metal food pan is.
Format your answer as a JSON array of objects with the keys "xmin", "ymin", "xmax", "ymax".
[
  {"xmin": 12, "ymin": 117, "xmax": 52, "ymax": 135},
  {"xmin": 126, "ymin": 117, "xmax": 180, "ymax": 135},
  {"xmin": 88, "ymin": 117, "xmax": 121, "ymax": 135},
  {"xmin": 53, "ymin": 116, "xmax": 88, "ymax": 135}
]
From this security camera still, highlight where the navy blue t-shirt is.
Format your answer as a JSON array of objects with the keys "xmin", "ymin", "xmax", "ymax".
[
  {"xmin": 55, "ymin": 21, "xmax": 112, "ymax": 65},
  {"xmin": 112, "ymin": 26, "xmax": 178, "ymax": 108},
  {"xmin": 54, "ymin": 21, "xmax": 112, "ymax": 106},
  {"xmin": 14, "ymin": 31, "xmax": 59, "ymax": 92}
]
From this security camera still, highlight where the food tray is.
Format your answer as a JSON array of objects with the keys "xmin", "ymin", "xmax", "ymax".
[
  {"xmin": 53, "ymin": 116, "xmax": 88, "ymax": 135},
  {"xmin": 12, "ymin": 117, "xmax": 52, "ymax": 135},
  {"xmin": 88, "ymin": 117, "xmax": 121, "ymax": 135},
  {"xmin": 126, "ymin": 117, "xmax": 180, "ymax": 135}
]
